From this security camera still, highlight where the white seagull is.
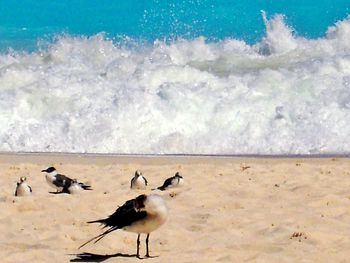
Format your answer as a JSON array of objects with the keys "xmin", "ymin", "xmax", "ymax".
[
  {"xmin": 41, "ymin": 167, "xmax": 92, "ymax": 193},
  {"xmin": 130, "ymin": 170, "xmax": 148, "ymax": 190},
  {"xmin": 15, "ymin": 177, "xmax": 32, "ymax": 196},
  {"xmin": 156, "ymin": 172, "xmax": 184, "ymax": 191},
  {"xmin": 79, "ymin": 194, "xmax": 168, "ymax": 259}
]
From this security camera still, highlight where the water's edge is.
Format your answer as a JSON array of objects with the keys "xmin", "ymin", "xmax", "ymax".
[{"xmin": 1, "ymin": 151, "xmax": 349, "ymax": 158}]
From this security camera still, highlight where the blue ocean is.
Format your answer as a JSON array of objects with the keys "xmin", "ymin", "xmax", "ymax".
[{"xmin": 0, "ymin": 1, "xmax": 350, "ymax": 155}]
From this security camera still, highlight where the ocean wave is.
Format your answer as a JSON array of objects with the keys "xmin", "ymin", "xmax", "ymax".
[{"xmin": 1, "ymin": 14, "xmax": 350, "ymax": 154}]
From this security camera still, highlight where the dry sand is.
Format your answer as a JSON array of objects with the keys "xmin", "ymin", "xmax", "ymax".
[{"xmin": 0, "ymin": 154, "xmax": 350, "ymax": 263}]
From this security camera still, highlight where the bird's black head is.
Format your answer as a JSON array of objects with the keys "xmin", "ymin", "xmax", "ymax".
[
  {"xmin": 134, "ymin": 194, "xmax": 147, "ymax": 210},
  {"xmin": 41, "ymin": 167, "xmax": 56, "ymax": 173},
  {"xmin": 175, "ymin": 172, "xmax": 182, "ymax": 178},
  {"xmin": 20, "ymin": 176, "xmax": 27, "ymax": 182},
  {"xmin": 135, "ymin": 170, "xmax": 142, "ymax": 177}
]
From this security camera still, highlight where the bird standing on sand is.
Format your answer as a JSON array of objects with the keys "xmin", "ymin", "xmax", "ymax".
[
  {"xmin": 41, "ymin": 167, "xmax": 92, "ymax": 193},
  {"xmin": 130, "ymin": 170, "xmax": 148, "ymax": 190},
  {"xmin": 79, "ymin": 194, "xmax": 168, "ymax": 259},
  {"xmin": 156, "ymin": 172, "xmax": 184, "ymax": 191},
  {"xmin": 15, "ymin": 177, "xmax": 32, "ymax": 196}
]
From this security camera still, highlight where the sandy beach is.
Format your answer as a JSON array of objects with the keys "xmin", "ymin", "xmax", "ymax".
[{"xmin": 0, "ymin": 154, "xmax": 350, "ymax": 262}]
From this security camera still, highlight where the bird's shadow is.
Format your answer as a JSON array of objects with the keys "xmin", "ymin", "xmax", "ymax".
[
  {"xmin": 48, "ymin": 191, "xmax": 68, "ymax": 195},
  {"xmin": 69, "ymin": 252, "xmax": 138, "ymax": 262}
]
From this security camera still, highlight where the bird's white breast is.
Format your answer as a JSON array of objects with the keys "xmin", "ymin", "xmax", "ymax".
[
  {"xmin": 125, "ymin": 194, "xmax": 168, "ymax": 233},
  {"xmin": 177, "ymin": 177, "xmax": 184, "ymax": 187},
  {"xmin": 68, "ymin": 183, "xmax": 82, "ymax": 194},
  {"xmin": 131, "ymin": 176, "xmax": 147, "ymax": 189},
  {"xmin": 45, "ymin": 174, "xmax": 63, "ymax": 190},
  {"xmin": 16, "ymin": 183, "xmax": 31, "ymax": 196}
]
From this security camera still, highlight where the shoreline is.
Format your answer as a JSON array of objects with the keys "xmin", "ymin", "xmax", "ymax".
[{"xmin": 0, "ymin": 151, "xmax": 349, "ymax": 159}]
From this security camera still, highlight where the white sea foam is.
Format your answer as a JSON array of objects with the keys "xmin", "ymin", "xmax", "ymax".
[{"xmin": 1, "ymin": 14, "xmax": 350, "ymax": 154}]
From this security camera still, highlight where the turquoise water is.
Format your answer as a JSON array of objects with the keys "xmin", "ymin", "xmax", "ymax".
[{"xmin": 0, "ymin": 0, "xmax": 349, "ymax": 51}]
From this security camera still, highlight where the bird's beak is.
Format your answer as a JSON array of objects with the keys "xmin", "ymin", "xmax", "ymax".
[{"xmin": 41, "ymin": 170, "xmax": 46, "ymax": 172}]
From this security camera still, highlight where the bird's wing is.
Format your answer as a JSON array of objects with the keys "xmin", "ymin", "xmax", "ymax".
[
  {"xmin": 54, "ymin": 174, "xmax": 73, "ymax": 188},
  {"xmin": 80, "ymin": 197, "xmax": 147, "ymax": 249},
  {"xmin": 102, "ymin": 198, "xmax": 147, "ymax": 228},
  {"xmin": 130, "ymin": 177, "xmax": 135, "ymax": 188},
  {"xmin": 15, "ymin": 183, "xmax": 19, "ymax": 196},
  {"xmin": 158, "ymin": 177, "xmax": 174, "ymax": 190}
]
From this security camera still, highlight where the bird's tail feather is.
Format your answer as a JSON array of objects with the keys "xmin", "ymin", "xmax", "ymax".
[
  {"xmin": 151, "ymin": 186, "xmax": 166, "ymax": 191},
  {"xmin": 79, "ymin": 183, "xmax": 92, "ymax": 190},
  {"xmin": 78, "ymin": 226, "xmax": 118, "ymax": 249},
  {"xmin": 82, "ymin": 185, "xmax": 92, "ymax": 190},
  {"xmin": 87, "ymin": 218, "xmax": 106, "ymax": 224}
]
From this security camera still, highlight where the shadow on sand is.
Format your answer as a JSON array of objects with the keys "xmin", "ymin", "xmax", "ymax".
[
  {"xmin": 49, "ymin": 191, "xmax": 68, "ymax": 194},
  {"xmin": 70, "ymin": 252, "xmax": 138, "ymax": 262}
]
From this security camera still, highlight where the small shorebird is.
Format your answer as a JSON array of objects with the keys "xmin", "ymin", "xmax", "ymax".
[
  {"xmin": 156, "ymin": 172, "xmax": 184, "ymax": 191},
  {"xmin": 41, "ymin": 167, "xmax": 92, "ymax": 193},
  {"xmin": 79, "ymin": 194, "xmax": 168, "ymax": 259},
  {"xmin": 130, "ymin": 170, "xmax": 148, "ymax": 190},
  {"xmin": 15, "ymin": 177, "xmax": 32, "ymax": 196},
  {"xmin": 67, "ymin": 179, "xmax": 88, "ymax": 194}
]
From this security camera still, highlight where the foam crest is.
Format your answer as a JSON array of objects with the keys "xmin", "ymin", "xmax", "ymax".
[
  {"xmin": 0, "ymin": 15, "xmax": 350, "ymax": 154},
  {"xmin": 259, "ymin": 11, "xmax": 298, "ymax": 55}
]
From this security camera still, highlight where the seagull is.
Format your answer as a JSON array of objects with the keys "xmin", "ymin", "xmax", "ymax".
[
  {"xmin": 15, "ymin": 177, "xmax": 32, "ymax": 196},
  {"xmin": 156, "ymin": 172, "xmax": 184, "ymax": 191},
  {"xmin": 79, "ymin": 194, "xmax": 168, "ymax": 259},
  {"xmin": 130, "ymin": 170, "xmax": 148, "ymax": 190},
  {"xmin": 41, "ymin": 167, "xmax": 91, "ymax": 193},
  {"xmin": 66, "ymin": 179, "xmax": 89, "ymax": 194}
]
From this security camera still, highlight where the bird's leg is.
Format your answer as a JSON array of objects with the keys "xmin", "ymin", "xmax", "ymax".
[
  {"xmin": 145, "ymin": 233, "xmax": 150, "ymax": 257},
  {"xmin": 137, "ymin": 234, "xmax": 141, "ymax": 259}
]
